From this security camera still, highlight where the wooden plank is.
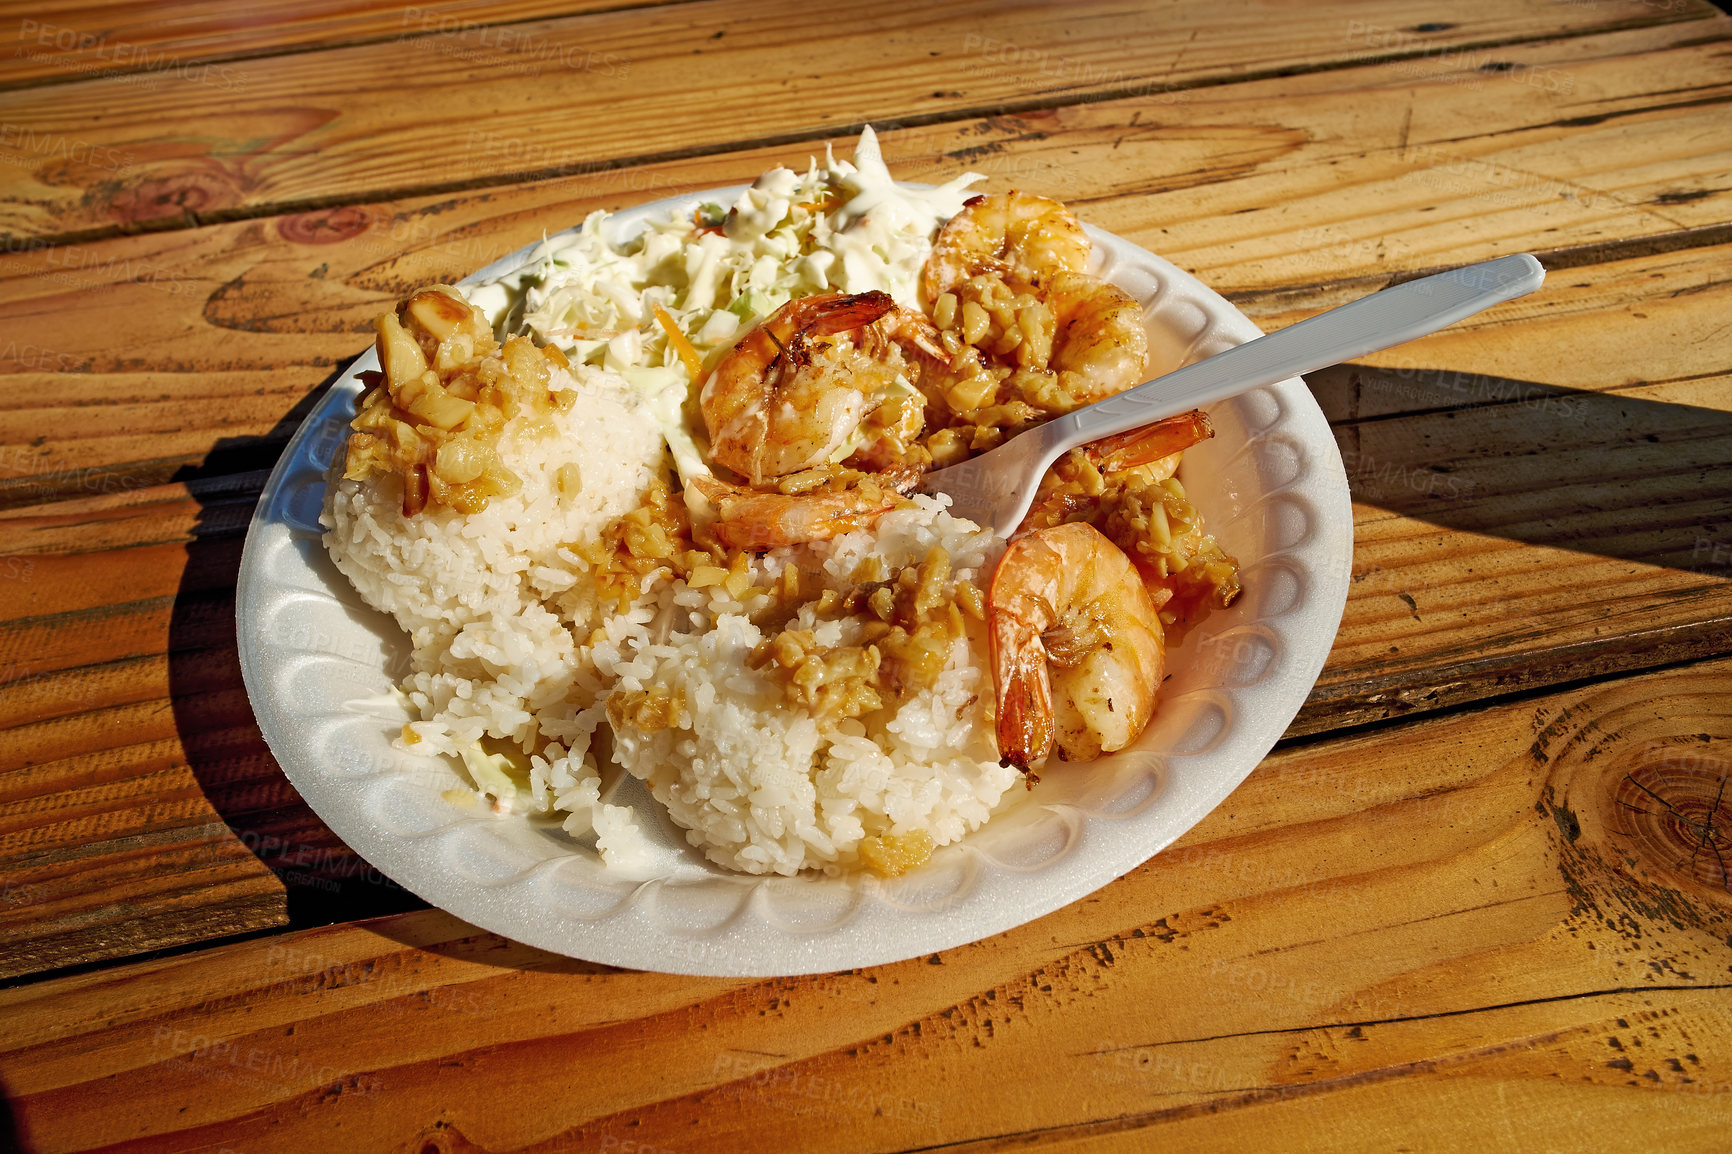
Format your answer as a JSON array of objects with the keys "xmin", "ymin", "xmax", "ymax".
[
  {"xmin": 5, "ymin": 213, "xmax": 1728, "ymax": 732},
  {"xmin": 0, "ymin": 0, "xmax": 685, "ymax": 88},
  {"xmin": 0, "ymin": 0, "xmax": 1714, "ymax": 242},
  {"xmin": 1281, "ymin": 241, "xmax": 1732, "ymax": 731},
  {"xmin": 0, "ymin": 473, "xmax": 424, "ymax": 980},
  {"xmin": 0, "ymin": 656, "xmax": 1727, "ymax": 1151},
  {"xmin": 4, "ymin": 21, "xmax": 1731, "ymax": 489},
  {"xmin": 1, "ymin": 27, "xmax": 1731, "ymax": 974}
]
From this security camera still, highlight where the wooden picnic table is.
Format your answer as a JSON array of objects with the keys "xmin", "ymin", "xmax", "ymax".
[{"xmin": 1, "ymin": 0, "xmax": 1730, "ymax": 1148}]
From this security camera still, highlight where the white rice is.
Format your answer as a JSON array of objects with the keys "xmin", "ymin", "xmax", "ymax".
[
  {"xmin": 596, "ymin": 497, "xmax": 1016, "ymax": 874},
  {"xmin": 327, "ymin": 420, "xmax": 1020, "ymax": 874},
  {"xmin": 321, "ymin": 363, "xmax": 666, "ymax": 844},
  {"xmin": 322, "ymin": 131, "xmax": 1024, "ymax": 875}
]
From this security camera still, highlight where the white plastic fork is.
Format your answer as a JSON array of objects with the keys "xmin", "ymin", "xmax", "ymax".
[{"xmin": 917, "ymin": 253, "xmax": 1546, "ymax": 537}]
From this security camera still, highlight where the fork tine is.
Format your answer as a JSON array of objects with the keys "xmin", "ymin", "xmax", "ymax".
[{"xmin": 917, "ymin": 419, "xmax": 1071, "ymax": 537}]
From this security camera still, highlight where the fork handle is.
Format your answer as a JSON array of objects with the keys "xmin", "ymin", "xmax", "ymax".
[{"xmin": 1049, "ymin": 253, "xmax": 1547, "ymax": 449}]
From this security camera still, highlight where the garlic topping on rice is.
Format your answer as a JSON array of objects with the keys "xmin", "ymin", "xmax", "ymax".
[{"xmin": 321, "ymin": 128, "xmax": 1239, "ymax": 878}]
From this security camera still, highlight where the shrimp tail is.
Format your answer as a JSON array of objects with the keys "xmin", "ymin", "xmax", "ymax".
[
  {"xmin": 1016, "ymin": 410, "xmax": 1216, "ymax": 533},
  {"xmin": 686, "ymin": 472, "xmax": 906, "ymax": 550},
  {"xmin": 989, "ymin": 583, "xmax": 1056, "ymax": 775},
  {"xmin": 787, "ymin": 291, "xmax": 897, "ymax": 355},
  {"xmin": 1090, "ymin": 409, "xmax": 1214, "ymax": 472}
]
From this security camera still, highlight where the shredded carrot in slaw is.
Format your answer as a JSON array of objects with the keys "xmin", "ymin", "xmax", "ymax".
[{"xmin": 651, "ymin": 302, "xmax": 706, "ymax": 386}]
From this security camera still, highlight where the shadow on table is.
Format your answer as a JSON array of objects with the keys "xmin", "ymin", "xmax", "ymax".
[
  {"xmin": 161, "ymin": 362, "xmax": 1731, "ymax": 971},
  {"xmin": 166, "ymin": 370, "xmax": 429, "ymax": 936},
  {"xmin": 0, "ymin": 1090, "xmax": 23, "ymax": 1154},
  {"xmin": 1306, "ymin": 363, "xmax": 1732, "ymax": 574}
]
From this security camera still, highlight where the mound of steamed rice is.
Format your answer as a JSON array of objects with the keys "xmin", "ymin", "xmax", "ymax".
[
  {"xmin": 322, "ymin": 358, "xmax": 1020, "ymax": 876},
  {"xmin": 600, "ymin": 497, "xmax": 1016, "ymax": 875}
]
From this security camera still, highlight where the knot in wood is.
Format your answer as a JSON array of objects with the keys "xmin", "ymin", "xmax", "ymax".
[
  {"xmin": 1613, "ymin": 749, "xmax": 1732, "ymax": 893},
  {"xmin": 277, "ymin": 205, "xmax": 373, "ymax": 245},
  {"xmin": 110, "ymin": 171, "xmax": 231, "ymax": 227}
]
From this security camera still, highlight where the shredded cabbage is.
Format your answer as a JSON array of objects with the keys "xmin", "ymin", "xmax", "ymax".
[{"xmin": 472, "ymin": 127, "xmax": 981, "ymax": 491}]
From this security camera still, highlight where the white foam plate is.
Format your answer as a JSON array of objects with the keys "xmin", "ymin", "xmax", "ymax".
[{"xmin": 235, "ymin": 185, "xmax": 1353, "ymax": 976}]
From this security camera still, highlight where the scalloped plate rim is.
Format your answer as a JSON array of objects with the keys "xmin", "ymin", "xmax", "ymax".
[{"xmin": 234, "ymin": 182, "xmax": 1353, "ymax": 976}]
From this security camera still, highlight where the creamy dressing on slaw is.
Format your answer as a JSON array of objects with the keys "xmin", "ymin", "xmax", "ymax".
[{"xmin": 462, "ymin": 127, "xmax": 980, "ymax": 494}]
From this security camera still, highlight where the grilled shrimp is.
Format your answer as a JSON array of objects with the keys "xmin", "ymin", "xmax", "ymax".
[
  {"xmin": 1017, "ymin": 410, "xmax": 1240, "ymax": 630},
  {"xmin": 700, "ymin": 292, "xmax": 942, "ymax": 485},
  {"xmin": 1046, "ymin": 271, "xmax": 1150, "ymax": 406},
  {"xmin": 687, "ymin": 471, "xmax": 916, "ymax": 550},
  {"xmin": 988, "ymin": 522, "xmax": 1166, "ymax": 777},
  {"xmin": 1021, "ymin": 410, "xmax": 1215, "ymax": 530},
  {"xmin": 922, "ymin": 191, "xmax": 1092, "ymax": 302}
]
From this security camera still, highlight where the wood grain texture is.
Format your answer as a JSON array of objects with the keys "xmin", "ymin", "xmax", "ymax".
[
  {"xmin": 4, "ymin": 19, "xmax": 1730, "ymax": 484},
  {"xmin": 1290, "ymin": 237, "xmax": 1732, "ymax": 731},
  {"xmin": 0, "ymin": 0, "xmax": 687, "ymax": 88},
  {"xmin": 0, "ymin": 20, "xmax": 1730, "ymax": 977},
  {"xmin": 0, "ymin": 0, "xmax": 1727, "ymax": 1147},
  {"xmin": 0, "ymin": 0, "xmax": 1714, "ymax": 242},
  {"xmin": 0, "ymin": 656, "xmax": 1727, "ymax": 1151},
  {"xmin": 0, "ymin": 472, "xmax": 422, "ymax": 979}
]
